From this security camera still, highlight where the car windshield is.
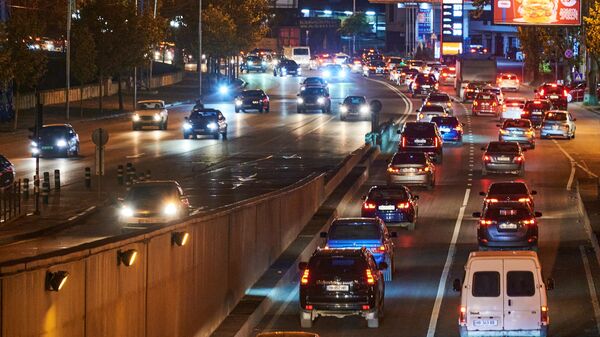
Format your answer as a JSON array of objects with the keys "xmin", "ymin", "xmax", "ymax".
[
  {"xmin": 304, "ymin": 78, "xmax": 323, "ymax": 85},
  {"xmin": 403, "ymin": 123, "xmax": 436, "ymax": 137},
  {"xmin": 40, "ymin": 126, "xmax": 68, "ymax": 138},
  {"xmin": 137, "ymin": 102, "xmax": 163, "ymax": 109},
  {"xmin": 282, "ymin": 60, "xmax": 297, "ymax": 66},
  {"xmin": 344, "ymin": 96, "xmax": 366, "ymax": 104},
  {"xmin": 127, "ymin": 184, "xmax": 177, "ymax": 202},
  {"xmin": 545, "ymin": 112, "xmax": 567, "ymax": 121},
  {"xmin": 304, "ymin": 87, "xmax": 325, "ymax": 95},
  {"xmin": 246, "ymin": 56, "xmax": 261, "ymax": 62},
  {"xmin": 190, "ymin": 111, "xmax": 218, "ymax": 119},
  {"xmin": 416, "ymin": 76, "xmax": 436, "ymax": 84},
  {"xmin": 427, "ymin": 95, "xmax": 450, "ymax": 102},
  {"xmin": 242, "ymin": 90, "xmax": 263, "ymax": 97},
  {"xmin": 431, "ymin": 117, "xmax": 459, "ymax": 126},
  {"xmin": 392, "ymin": 152, "xmax": 427, "ymax": 165},
  {"xmin": 503, "ymin": 120, "xmax": 531, "ymax": 128},
  {"xmin": 325, "ymin": 65, "xmax": 342, "ymax": 71},
  {"xmin": 488, "ymin": 183, "xmax": 528, "ymax": 195},
  {"xmin": 389, "ymin": 58, "xmax": 403, "ymax": 63},
  {"xmin": 487, "ymin": 142, "xmax": 519, "ymax": 152},
  {"xmin": 371, "ymin": 61, "xmax": 386, "ymax": 67},
  {"xmin": 310, "ymin": 256, "xmax": 367, "ymax": 276},
  {"xmin": 329, "ymin": 222, "xmax": 381, "ymax": 240},
  {"xmin": 368, "ymin": 188, "xmax": 408, "ymax": 200}
]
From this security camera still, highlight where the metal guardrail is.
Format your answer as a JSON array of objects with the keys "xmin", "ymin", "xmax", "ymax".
[
  {"xmin": 0, "ymin": 181, "xmax": 21, "ymax": 224},
  {"xmin": 365, "ymin": 119, "xmax": 399, "ymax": 153}
]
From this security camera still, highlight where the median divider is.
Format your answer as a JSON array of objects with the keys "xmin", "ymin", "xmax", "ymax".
[
  {"xmin": 365, "ymin": 119, "xmax": 400, "ymax": 154},
  {"xmin": 0, "ymin": 145, "xmax": 375, "ymax": 337}
]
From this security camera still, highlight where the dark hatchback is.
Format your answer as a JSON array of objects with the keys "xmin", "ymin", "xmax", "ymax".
[
  {"xmin": 361, "ymin": 185, "xmax": 419, "ymax": 230},
  {"xmin": 0, "ymin": 155, "xmax": 15, "ymax": 189},
  {"xmin": 339, "ymin": 95, "xmax": 370, "ymax": 120},
  {"xmin": 480, "ymin": 181, "xmax": 537, "ymax": 208},
  {"xmin": 411, "ymin": 73, "xmax": 438, "ymax": 98},
  {"xmin": 398, "ymin": 122, "xmax": 443, "ymax": 163},
  {"xmin": 298, "ymin": 248, "xmax": 386, "ymax": 328},
  {"xmin": 234, "ymin": 89, "xmax": 270, "ymax": 113},
  {"xmin": 474, "ymin": 201, "xmax": 542, "ymax": 251},
  {"xmin": 463, "ymin": 82, "xmax": 485, "ymax": 102},
  {"xmin": 274, "ymin": 59, "xmax": 300, "ymax": 76},
  {"xmin": 431, "ymin": 116, "xmax": 463, "ymax": 143},
  {"xmin": 30, "ymin": 124, "xmax": 80, "ymax": 158},
  {"xmin": 481, "ymin": 141, "xmax": 525, "ymax": 176},
  {"xmin": 521, "ymin": 99, "xmax": 553, "ymax": 127},
  {"xmin": 182, "ymin": 109, "xmax": 228, "ymax": 140},
  {"xmin": 536, "ymin": 83, "xmax": 568, "ymax": 110},
  {"xmin": 297, "ymin": 86, "xmax": 331, "ymax": 113}
]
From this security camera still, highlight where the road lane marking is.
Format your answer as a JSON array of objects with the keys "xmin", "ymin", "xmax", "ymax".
[
  {"xmin": 364, "ymin": 78, "xmax": 413, "ymax": 124},
  {"xmin": 553, "ymin": 140, "xmax": 599, "ymax": 178},
  {"xmin": 264, "ymin": 286, "xmax": 299, "ymax": 331},
  {"xmin": 580, "ymin": 245, "xmax": 600, "ymax": 334},
  {"xmin": 126, "ymin": 153, "xmax": 145, "ymax": 159},
  {"xmin": 567, "ymin": 162, "xmax": 576, "ymax": 190},
  {"xmin": 426, "ymin": 188, "xmax": 471, "ymax": 337}
]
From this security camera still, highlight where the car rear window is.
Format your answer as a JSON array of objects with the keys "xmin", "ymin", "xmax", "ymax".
[
  {"xmin": 138, "ymin": 102, "xmax": 164, "ymax": 109},
  {"xmin": 403, "ymin": 123, "xmax": 436, "ymax": 137},
  {"xmin": 507, "ymin": 271, "xmax": 535, "ymax": 297},
  {"xmin": 310, "ymin": 256, "xmax": 366, "ymax": 276},
  {"xmin": 293, "ymin": 49, "xmax": 309, "ymax": 56},
  {"xmin": 488, "ymin": 183, "xmax": 528, "ymax": 195},
  {"xmin": 427, "ymin": 95, "xmax": 450, "ymax": 102},
  {"xmin": 542, "ymin": 85, "xmax": 563, "ymax": 94},
  {"xmin": 503, "ymin": 120, "xmax": 531, "ymax": 128},
  {"xmin": 472, "ymin": 271, "xmax": 501, "ymax": 297},
  {"xmin": 544, "ymin": 112, "xmax": 567, "ymax": 121},
  {"xmin": 487, "ymin": 142, "xmax": 519, "ymax": 152},
  {"xmin": 421, "ymin": 105, "xmax": 446, "ymax": 113},
  {"xmin": 502, "ymin": 74, "xmax": 517, "ymax": 80},
  {"xmin": 392, "ymin": 152, "xmax": 427, "ymax": 165},
  {"xmin": 190, "ymin": 111, "xmax": 218, "ymax": 119},
  {"xmin": 524, "ymin": 101, "xmax": 551, "ymax": 110},
  {"xmin": 369, "ymin": 188, "xmax": 408, "ymax": 200},
  {"xmin": 329, "ymin": 222, "xmax": 381, "ymax": 240},
  {"xmin": 476, "ymin": 94, "xmax": 494, "ymax": 100},
  {"xmin": 416, "ymin": 75, "xmax": 436, "ymax": 84}
]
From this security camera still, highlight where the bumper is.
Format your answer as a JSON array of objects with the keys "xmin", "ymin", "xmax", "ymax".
[
  {"xmin": 413, "ymin": 88, "xmax": 435, "ymax": 96},
  {"xmin": 541, "ymin": 128, "xmax": 569, "ymax": 138},
  {"xmin": 134, "ymin": 120, "xmax": 162, "ymax": 126},
  {"xmin": 33, "ymin": 148, "xmax": 68, "ymax": 157},
  {"xmin": 120, "ymin": 215, "xmax": 176, "ymax": 225},
  {"xmin": 473, "ymin": 108, "xmax": 497, "ymax": 115},
  {"xmin": 484, "ymin": 162, "xmax": 523, "ymax": 173},
  {"xmin": 238, "ymin": 103, "xmax": 264, "ymax": 110},
  {"xmin": 388, "ymin": 172, "xmax": 432, "ymax": 186},
  {"xmin": 460, "ymin": 326, "xmax": 547, "ymax": 337},
  {"xmin": 440, "ymin": 130, "xmax": 462, "ymax": 141},
  {"xmin": 300, "ymin": 103, "xmax": 327, "ymax": 110},
  {"xmin": 499, "ymin": 135, "xmax": 534, "ymax": 145},
  {"xmin": 478, "ymin": 228, "xmax": 537, "ymax": 248},
  {"xmin": 371, "ymin": 210, "xmax": 414, "ymax": 225}
]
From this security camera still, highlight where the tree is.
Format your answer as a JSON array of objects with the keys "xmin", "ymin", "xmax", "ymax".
[
  {"xmin": 584, "ymin": 0, "xmax": 600, "ymax": 104},
  {"xmin": 339, "ymin": 13, "xmax": 372, "ymax": 37},
  {"xmin": 71, "ymin": 24, "xmax": 97, "ymax": 116}
]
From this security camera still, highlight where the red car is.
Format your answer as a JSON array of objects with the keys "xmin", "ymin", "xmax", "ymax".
[
  {"xmin": 567, "ymin": 82, "xmax": 600, "ymax": 102},
  {"xmin": 472, "ymin": 93, "xmax": 500, "ymax": 116}
]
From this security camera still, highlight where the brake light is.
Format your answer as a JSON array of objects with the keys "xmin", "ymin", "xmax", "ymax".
[
  {"xmin": 522, "ymin": 218, "xmax": 536, "ymax": 225},
  {"xmin": 483, "ymin": 155, "xmax": 491, "ymax": 161},
  {"xmin": 518, "ymin": 197, "xmax": 531, "ymax": 203},
  {"xmin": 363, "ymin": 202, "xmax": 377, "ymax": 209},
  {"xmin": 541, "ymin": 306, "xmax": 549, "ymax": 325},
  {"xmin": 305, "ymin": 304, "xmax": 313, "ymax": 310},
  {"xmin": 455, "ymin": 125, "xmax": 463, "ymax": 132},
  {"xmin": 551, "ymin": 83, "xmax": 557, "ymax": 87},
  {"xmin": 401, "ymin": 136, "xmax": 407, "ymax": 147},
  {"xmin": 480, "ymin": 219, "xmax": 493, "ymax": 225},
  {"xmin": 449, "ymin": 67, "xmax": 456, "ymax": 71},
  {"xmin": 419, "ymin": 113, "xmax": 424, "ymax": 119},
  {"xmin": 514, "ymin": 155, "xmax": 523, "ymax": 162},
  {"xmin": 378, "ymin": 245, "xmax": 386, "ymax": 252},
  {"xmin": 397, "ymin": 202, "xmax": 410, "ymax": 209},
  {"xmin": 442, "ymin": 73, "xmax": 448, "ymax": 77},
  {"xmin": 459, "ymin": 306, "xmax": 467, "ymax": 325},
  {"xmin": 301, "ymin": 269, "xmax": 310, "ymax": 285},
  {"xmin": 492, "ymin": 102, "xmax": 497, "ymax": 107},
  {"xmin": 540, "ymin": 89, "xmax": 545, "ymax": 96},
  {"xmin": 366, "ymin": 269, "xmax": 375, "ymax": 284},
  {"xmin": 486, "ymin": 198, "xmax": 499, "ymax": 203},
  {"xmin": 473, "ymin": 101, "xmax": 478, "ymax": 106},
  {"xmin": 354, "ymin": 60, "xmax": 361, "ymax": 65},
  {"xmin": 516, "ymin": 78, "xmax": 520, "ymax": 83},
  {"xmin": 387, "ymin": 167, "xmax": 400, "ymax": 174},
  {"xmin": 434, "ymin": 138, "xmax": 439, "ymax": 147},
  {"xmin": 563, "ymin": 89, "xmax": 568, "ymax": 97},
  {"xmin": 362, "ymin": 305, "xmax": 370, "ymax": 310},
  {"xmin": 534, "ymin": 100, "xmax": 542, "ymax": 104}
]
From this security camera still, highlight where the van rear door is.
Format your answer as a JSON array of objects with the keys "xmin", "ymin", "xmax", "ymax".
[
  {"xmin": 467, "ymin": 259, "xmax": 504, "ymax": 331},
  {"xmin": 503, "ymin": 258, "xmax": 541, "ymax": 330}
]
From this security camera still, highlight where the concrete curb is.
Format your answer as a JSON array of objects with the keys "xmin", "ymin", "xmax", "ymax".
[{"xmin": 575, "ymin": 180, "xmax": 600, "ymax": 269}]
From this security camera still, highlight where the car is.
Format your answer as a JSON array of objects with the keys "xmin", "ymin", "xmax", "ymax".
[
  {"xmin": 462, "ymin": 82, "xmax": 485, "ymax": 102},
  {"xmin": 565, "ymin": 82, "xmax": 600, "ymax": 102},
  {"xmin": 339, "ymin": 96, "xmax": 370, "ymax": 121},
  {"xmin": 118, "ymin": 180, "xmax": 190, "ymax": 225},
  {"xmin": 298, "ymin": 248, "xmax": 387, "ymax": 328},
  {"xmin": 361, "ymin": 185, "xmax": 419, "ymax": 230},
  {"xmin": 431, "ymin": 116, "xmax": 464, "ymax": 143},
  {"xmin": 349, "ymin": 57, "xmax": 363, "ymax": 73},
  {"xmin": 536, "ymin": 83, "xmax": 568, "ymax": 109},
  {"xmin": 439, "ymin": 66, "xmax": 456, "ymax": 85},
  {"xmin": 498, "ymin": 119, "xmax": 535, "ymax": 149},
  {"xmin": 363, "ymin": 60, "xmax": 388, "ymax": 77},
  {"xmin": 240, "ymin": 55, "xmax": 267, "ymax": 73},
  {"xmin": 398, "ymin": 122, "xmax": 444, "ymax": 163},
  {"xmin": 386, "ymin": 56, "xmax": 405, "ymax": 70},
  {"xmin": 403, "ymin": 69, "xmax": 420, "ymax": 86},
  {"xmin": 0, "ymin": 155, "xmax": 15, "ymax": 189},
  {"xmin": 320, "ymin": 218, "xmax": 396, "ymax": 280},
  {"xmin": 132, "ymin": 100, "xmax": 169, "ymax": 130},
  {"xmin": 321, "ymin": 64, "xmax": 347, "ymax": 80},
  {"xmin": 497, "ymin": 73, "xmax": 520, "ymax": 91},
  {"xmin": 481, "ymin": 141, "xmax": 525, "ymax": 176},
  {"xmin": 30, "ymin": 124, "xmax": 80, "ymax": 157},
  {"xmin": 273, "ymin": 59, "xmax": 301, "ymax": 76},
  {"xmin": 182, "ymin": 108, "xmax": 228, "ymax": 140},
  {"xmin": 521, "ymin": 99, "xmax": 553, "ymax": 127},
  {"xmin": 234, "ymin": 89, "xmax": 269, "ymax": 113},
  {"xmin": 423, "ymin": 92, "xmax": 454, "ymax": 114},
  {"xmin": 423, "ymin": 61, "xmax": 442, "ymax": 75},
  {"xmin": 416, "ymin": 104, "xmax": 448, "ymax": 123},
  {"xmin": 410, "ymin": 73, "xmax": 438, "ymax": 98},
  {"xmin": 481, "ymin": 86, "xmax": 505, "ymax": 105},
  {"xmin": 501, "ymin": 97, "xmax": 526, "ymax": 121},
  {"xmin": 473, "ymin": 201, "xmax": 542, "ymax": 250},
  {"xmin": 387, "ymin": 151, "xmax": 436, "ymax": 188},
  {"xmin": 297, "ymin": 86, "xmax": 331, "ymax": 113},
  {"xmin": 334, "ymin": 52, "xmax": 350, "ymax": 65},
  {"xmin": 314, "ymin": 53, "xmax": 334, "ymax": 68},
  {"xmin": 540, "ymin": 110, "xmax": 576, "ymax": 139},
  {"xmin": 406, "ymin": 59, "xmax": 425, "ymax": 70},
  {"xmin": 479, "ymin": 181, "xmax": 537, "ymax": 208},
  {"xmin": 472, "ymin": 93, "xmax": 500, "ymax": 117},
  {"xmin": 453, "ymin": 251, "xmax": 553, "ymax": 337},
  {"xmin": 300, "ymin": 77, "xmax": 328, "ymax": 91}
]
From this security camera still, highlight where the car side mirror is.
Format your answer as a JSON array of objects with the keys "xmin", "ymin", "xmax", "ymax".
[
  {"xmin": 298, "ymin": 262, "xmax": 308, "ymax": 270},
  {"xmin": 535, "ymin": 211, "xmax": 543, "ymax": 218},
  {"xmin": 320, "ymin": 232, "xmax": 327, "ymax": 238},
  {"xmin": 184, "ymin": 117, "xmax": 189, "ymax": 121},
  {"xmin": 453, "ymin": 278, "xmax": 462, "ymax": 292},
  {"xmin": 378, "ymin": 262, "xmax": 388, "ymax": 270},
  {"xmin": 451, "ymin": 98, "xmax": 455, "ymax": 102},
  {"xmin": 531, "ymin": 190, "xmax": 538, "ymax": 195},
  {"xmin": 390, "ymin": 231, "xmax": 398, "ymax": 238},
  {"xmin": 546, "ymin": 278, "xmax": 555, "ymax": 291},
  {"xmin": 473, "ymin": 212, "xmax": 481, "ymax": 218}
]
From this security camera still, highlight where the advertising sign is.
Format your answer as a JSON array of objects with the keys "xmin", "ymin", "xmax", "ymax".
[
  {"xmin": 417, "ymin": 8, "xmax": 433, "ymax": 41},
  {"xmin": 493, "ymin": 0, "xmax": 581, "ymax": 25},
  {"xmin": 441, "ymin": 0, "xmax": 463, "ymax": 43}
]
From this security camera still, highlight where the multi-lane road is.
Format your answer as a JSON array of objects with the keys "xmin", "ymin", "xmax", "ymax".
[{"xmin": 253, "ymin": 71, "xmax": 600, "ymax": 337}]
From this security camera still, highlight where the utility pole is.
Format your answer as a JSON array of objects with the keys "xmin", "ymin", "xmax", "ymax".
[
  {"xmin": 133, "ymin": 0, "xmax": 138, "ymax": 110},
  {"xmin": 198, "ymin": 0, "xmax": 202, "ymax": 98},
  {"xmin": 352, "ymin": 0, "xmax": 356, "ymax": 55},
  {"xmin": 66, "ymin": 0, "xmax": 73, "ymax": 120}
]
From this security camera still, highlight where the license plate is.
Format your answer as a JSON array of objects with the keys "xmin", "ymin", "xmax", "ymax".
[
  {"xmin": 473, "ymin": 319, "xmax": 498, "ymax": 327},
  {"xmin": 326, "ymin": 284, "xmax": 349, "ymax": 292},
  {"xmin": 137, "ymin": 218, "xmax": 155, "ymax": 224},
  {"xmin": 194, "ymin": 129, "xmax": 205, "ymax": 132},
  {"xmin": 252, "ymin": 101, "xmax": 259, "ymax": 104},
  {"xmin": 533, "ymin": 111, "xmax": 542, "ymax": 115},
  {"xmin": 378, "ymin": 205, "xmax": 395, "ymax": 211},
  {"xmin": 552, "ymin": 125, "xmax": 559, "ymax": 130},
  {"xmin": 414, "ymin": 139, "xmax": 427, "ymax": 144},
  {"xmin": 402, "ymin": 168, "xmax": 416, "ymax": 173},
  {"xmin": 41, "ymin": 146, "xmax": 53, "ymax": 150},
  {"xmin": 512, "ymin": 131, "xmax": 523, "ymax": 135},
  {"xmin": 550, "ymin": 95, "xmax": 559, "ymax": 99},
  {"xmin": 497, "ymin": 156, "xmax": 510, "ymax": 162},
  {"xmin": 422, "ymin": 85, "xmax": 430, "ymax": 88},
  {"xmin": 499, "ymin": 222, "xmax": 518, "ymax": 229},
  {"xmin": 440, "ymin": 127, "xmax": 451, "ymax": 132}
]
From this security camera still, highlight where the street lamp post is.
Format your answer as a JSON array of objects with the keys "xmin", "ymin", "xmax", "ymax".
[
  {"xmin": 352, "ymin": 0, "xmax": 356, "ymax": 55},
  {"xmin": 198, "ymin": 0, "xmax": 202, "ymax": 98},
  {"xmin": 66, "ymin": 0, "xmax": 73, "ymax": 120}
]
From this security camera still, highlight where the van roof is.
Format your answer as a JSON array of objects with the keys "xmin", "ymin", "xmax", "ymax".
[{"xmin": 467, "ymin": 251, "xmax": 541, "ymax": 268}]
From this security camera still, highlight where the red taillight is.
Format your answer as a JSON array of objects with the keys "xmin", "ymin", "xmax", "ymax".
[
  {"xmin": 449, "ymin": 67, "xmax": 456, "ymax": 71},
  {"xmin": 518, "ymin": 197, "xmax": 531, "ymax": 203},
  {"xmin": 263, "ymin": 98, "xmax": 268, "ymax": 102},
  {"xmin": 434, "ymin": 138, "xmax": 439, "ymax": 147},
  {"xmin": 366, "ymin": 269, "xmax": 375, "ymax": 285},
  {"xmin": 514, "ymin": 155, "xmax": 523, "ymax": 162},
  {"xmin": 540, "ymin": 89, "xmax": 545, "ymax": 96},
  {"xmin": 301, "ymin": 269, "xmax": 309, "ymax": 285},
  {"xmin": 483, "ymin": 155, "xmax": 491, "ymax": 162},
  {"xmin": 442, "ymin": 73, "xmax": 448, "ymax": 77},
  {"xmin": 541, "ymin": 306, "xmax": 549, "ymax": 324},
  {"xmin": 362, "ymin": 305, "xmax": 370, "ymax": 310},
  {"xmin": 480, "ymin": 219, "xmax": 493, "ymax": 225},
  {"xmin": 306, "ymin": 304, "xmax": 313, "ymax": 310},
  {"xmin": 401, "ymin": 136, "xmax": 407, "ymax": 147},
  {"xmin": 486, "ymin": 198, "xmax": 499, "ymax": 203},
  {"xmin": 418, "ymin": 167, "xmax": 430, "ymax": 173},
  {"xmin": 455, "ymin": 125, "xmax": 463, "ymax": 132},
  {"xmin": 387, "ymin": 167, "xmax": 400, "ymax": 174},
  {"xmin": 473, "ymin": 101, "xmax": 478, "ymax": 106},
  {"xmin": 459, "ymin": 306, "xmax": 467, "ymax": 325},
  {"xmin": 397, "ymin": 202, "xmax": 410, "ymax": 209},
  {"xmin": 563, "ymin": 89, "xmax": 568, "ymax": 97},
  {"xmin": 363, "ymin": 202, "xmax": 377, "ymax": 209},
  {"xmin": 522, "ymin": 218, "xmax": 536, "ymax": 225}
]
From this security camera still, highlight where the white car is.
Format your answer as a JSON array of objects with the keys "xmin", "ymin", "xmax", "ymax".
[
  {"xmin": 334, "ymin": 53, "xmax": 349, "ymax": 65},
  {"xmin": 497, "ymin": 73, "xmax": 520, "ymax": 91},
  {"xmin": 454, "ymin": 251, "xmax": 553, "ymax": 337},
  {"xmin": 540, "ymin": 110, "xmax": 576, "ymax": 139},
  {"xmin": 132, "ymin": 100, "xmax": 169, "ymax": 130},
  {"xmin": 501, "ymin": 97, "xmax": 526, "ymax": 121},
  {"xmin": 416, "ymin": 105, "xmax": 448, "ymax": 122}
]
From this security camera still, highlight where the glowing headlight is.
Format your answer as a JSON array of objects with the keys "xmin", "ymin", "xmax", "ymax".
[
  {"xmin": 120, "ymin": 206, "xmax": 134, "ymax": 218},
  {"xmin": 340, "ymin": 70, "xmax": 347, "ymax": 78},
  {"xmin": 300, "ymin": 86, "xmax": 306, "ymax": 91},
  {"xmin": 163, "ymin": 203, "xmax": 178, "ymax": 216},
  {"xmin": 31, "ymin": 148, "xmax": 40, "ymax": 155},
  {"xmin": 340, "ymin": 106, "xmax": 348, "ymax": 113},
  {"xmin": 235, "ymin": 99, "xmax": 243, "ymax": 106},
  {"xmin": 153, "ymin": 114, "xmax": 161, "ymax": 121},
  {"xmin": 56, "ymin": 139, "xmax": 67, "ymax": 147},
  {"xmin": 132, "ymin": 114, "xmax": 140, "ymax": 122},
  {"xmin": 248, "ymin": 61, "xmax": 254, "ymax": 66},
  {"xmin": 219, "ymin": 85, "xmax": 229, "ymax": 94},
  {"xmin": 31, "ymin": 141, "xmax": 38, "ymax": 147},
  {"xmin": 207, "ymin": 122, "xmax": 218, "ymax": 130},
  {"xmin": 297, "ymin": 68, "xmax": 302, "ymax": 74},
  {"xmin": 317, "ymin": 97, "xmax": 325, "ymax": 105},
  {"xmin": 262, "ymin": 61, "xmax": 267, "ymax": 65},
  {"xmin": 183, "ymin": 122, "xmax": 192, "ymax": 130},
  {"xmin": 323, "ymin": 70, "xmax": 331, "ymax": 78},
  {"xmin": 297, "ymin": 97, "xmax": 304, "ymax": 104},
  {"xmin": 360, "ymin": 105, "xmax": 370, "ymax": 114}
]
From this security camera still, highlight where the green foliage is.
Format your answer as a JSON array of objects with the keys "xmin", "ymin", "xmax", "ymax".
[
  {"xmin": 339, "ymin": 13, "xmax": 372, "ymax": 37},
  {"xmin": 71, "ymin": 24, "xmax": 97, "ymax": 85},
  {"xmin": 585, "ymin": 0, "xmax": 600, "ymax": 56}
]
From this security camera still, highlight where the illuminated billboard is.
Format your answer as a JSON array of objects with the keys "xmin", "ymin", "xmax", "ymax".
[
  {"xmin": 441, "ymin": 0, "xmax": 463, "ymax": 43},
  {"xmin": 493, "ymin": 0, "xmax": 581, "ymax": 25}
]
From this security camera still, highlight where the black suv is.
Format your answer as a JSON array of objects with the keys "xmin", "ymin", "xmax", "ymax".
[
  {"xmin": 0, "ymin": 155, "xmax": 15, "ymax": 189},
  {"xmin": 398, "ymin": 122, "xmax": 443, "ymax": 163},
  {"xmin": 473, "ymin": 201, "xmax": 542, "ymax": 251},
  {"xmin": 234, "ymin": 89, "xmax": 270, "ymax": 113},
  {"xmin": 536, "ymin": 83, "xmax": 568, "ymax": 110},
  {"xmin": 521, "ymin": 99, "xmax": 552, "ymax": 127},
  {"xmin": 182, "ymin": 108, "xmax": 228, "ymax": 140},
  {"xmin": 298, "ymin": 248, "xmax": 387, "ymax": 328},
  {"xmin": 411, "ymin": 73, "xmax": 438, "ymax": 98},
  {"xmin": 297, "ymin": 86, "xmax": 331, "ymax": 113},
  {"xmin": 274, "ymin": 59, "xmax": 300, "ymax": 77},
  {"xmin": 480, "ymin": 181, "xmax": 537, "ymax": 208},
  {"xmin": 240, "ymin": 55, "xmax": 267, "ymax": 73}
]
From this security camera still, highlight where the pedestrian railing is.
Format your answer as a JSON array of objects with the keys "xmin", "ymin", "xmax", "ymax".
[{"xmin": 0, "ymin": 181, "xmax": 21, "ymax": 224}]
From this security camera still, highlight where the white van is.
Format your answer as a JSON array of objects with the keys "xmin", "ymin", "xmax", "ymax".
[
  {"xmin": 453, "ymin": 251, "xmax": 554, "ymax": 337},
  {"xmin": 283, "ymin": 46, "xmax": 311, "ymax": 66}
]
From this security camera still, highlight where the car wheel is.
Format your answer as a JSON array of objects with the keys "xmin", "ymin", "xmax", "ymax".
[
  {"xmin": 222, "ymin": 131, "xmax": 228, "ymax": 140},
  {"xmin": 436, "ymin": 153, "xmax": 443, "ymax": 164},
  {"xmin": 73, "ymin": 145, "xmax": 80, "ymax": 157},
  {"xmin": 571, "ymin": 132, "xmax": 576, "ymax": 139},
  {"xmin": 132, "ymin": 124, "xmax": 139, "ymax": 131},
  {"xmin": 183, "ymin": 133, "xmax": 190, "ymax": 139},
  {"xmin": 518, "ymin": 166, "xmax": 525, "ymax": 177},
  {"xmin": 300, "ymin": 312, "xmax": 313, "ymax": 328},
  {"xmin": 266, "ymin": 105, "xmax": 270, "ymax": 113},
  {"xmin": 531, "ymin": 244, "xmax": 539, "ymax": 252},
  {"xmin": 341, "ymin": 115, "xmax": 346, "ymax": 121},
  {"xmin": 273, "ymin": 71, "xmax": 277, "ymax": 77},
  {"xmin": 530, "ymin": 142, "xmax": 536, "ymax": 149},
  {"xmin": 383, "ymin": 257, "xmax": 393, "ymax": 281},
  {"xmin": 406, "ymin": 221, "xmax": 416, "ymax": 231},
  {"xmin": 327, "ymin": 105, "xmax": 332, "ymax": 114},
  {"xmin": 297, "ymin": 108, "xmax": 303, "ymax": 114},
  {"xmin": 162, "ymin": 120, "xmax": 168, "ymax": 130},
  {"xmin": 321, "ymin": 108, "xmax": 327, "ymax": 114}
]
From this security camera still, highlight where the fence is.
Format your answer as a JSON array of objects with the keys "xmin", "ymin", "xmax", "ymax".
[{"xmin": 0, "ymin": 181, "xmax": 21, "ymax": 224}]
